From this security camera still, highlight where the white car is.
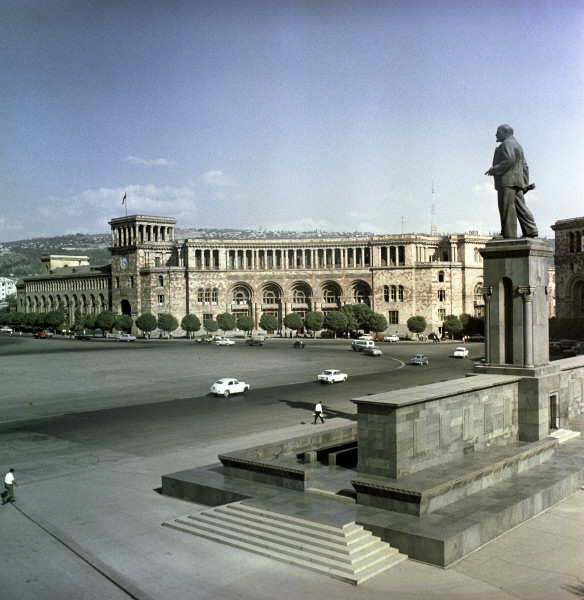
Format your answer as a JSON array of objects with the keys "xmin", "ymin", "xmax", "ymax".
[
  {"xmin": 384, "ymin": 335, "xmax": 399, "ymax": 342},
  {"xmin": 210, "ymin": 378, "xmax": 250, "ymax": 397},
  {"xmin": 317, "ymin": 369, "xmax": 348, "ymax": 384},
  {"xmin": 453, "ymin": 347, "xmax": 469, "ymax": 358},
  {"xmin": 0, "ymin": 327, "xmax": 13, "ymax": 333},
  {"xmin": 358, "ymin": 334, "xmax": 373, "ymax": 341},
  {"xmin": 363, "ymin": 346, "xmax": 382, "ymax": 357},
  {"xmin": 117, "ymin": 334, "xmax": 137, "ymax": 342},
  {"xmin": 216, "ymin": 338, "xmax": 235, "ymax": 346},
  {"xmin": 43, "ymin": 330, "xmax": 54, "ymax": 337}
]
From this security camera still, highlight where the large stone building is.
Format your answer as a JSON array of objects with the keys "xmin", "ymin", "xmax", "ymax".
[
  {"xmin": 18, "ymin": 214, "xmax": 489, "ymax": 335},
  {"xmin": 551, "ymin": 216, "xmax": 584, "ymax": 320}
]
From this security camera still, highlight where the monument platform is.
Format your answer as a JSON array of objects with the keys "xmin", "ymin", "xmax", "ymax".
[{"xmin": 162, "ymin": 425, "xmax": 584, "ymax": 568}]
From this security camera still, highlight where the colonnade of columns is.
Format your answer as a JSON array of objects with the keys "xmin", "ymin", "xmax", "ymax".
[{"xmin": 111, "ymin": 223, "xmax": 175, "ymax": 247}]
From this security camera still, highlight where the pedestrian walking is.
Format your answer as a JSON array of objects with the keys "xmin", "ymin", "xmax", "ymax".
[
  {"xmin": 313, "ymin": 402, "xmax": 324, "ymax": 424},
  {"xmin": 2, "ymin": 469, "xmax": 18, "ymax": 504}
]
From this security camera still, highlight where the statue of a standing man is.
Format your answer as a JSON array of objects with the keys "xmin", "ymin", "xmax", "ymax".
[{"xmin": 485, "ymin": 124, "xmax": 538, "ymax": 239}]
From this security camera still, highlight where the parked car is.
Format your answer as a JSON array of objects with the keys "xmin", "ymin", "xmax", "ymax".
[
  {"xmin": 453, "ymin": 347, "xmax": 469, "ymax": 358},
  {"xmin": 43, "ymin": 330, "xmax": 54, "ymax": 337},
  {"xmin": 196, "ymin": 335, "xmax": 213, "ymax": 344},
  {"xmin": 410, "ymin": 354, "xmax": 429, "ymax": 365},
  {"xmin": 212, "ymin": 335, "xmax": 225, "ymax": 341},
  {"xmin": 467, "ymin": 335, "xmax": 485, "ymax": 342},
  {"xmin": 117, "ymin": 334, "xmax": 137, "ymax": 342},
  {"xmin": 358, "ymin": 334, "xmax": 373, "ymax": 341},
  {"xmin": 245, "ymin": 337, "xmax": 264, "ymax": 346},
  {"xmin": 0, "ymin": 327, "xmax": 13, "ymax": 333},
  {"xmin": 75, "ymin": 334, "xmax": 91, "ymax": 341},
  {"xmin": 317, "ymin": 369, "xmax": 348, "ymax": 384},
  {"xmin": 384, "ymin": 335, "xmax": 399, "ymax": 342},
  {"xmin": 473, "ymin": 358, "xmax": 486, "ymax": 367},
  {"xmin": 210, "ymin": 378, "xmax": 250, "ymax": 397},
  {"xmin": 363, "ymin": 346, "xmax": 382, "ymax": 357},
  {"xmin": 33, "ymin": 331, "xmax": 47, "ymax": 339},
  {"xmin": 216, "ymin": 338, "xmax": 235, "ymax": 346},
  {"xmin": 373, "ymin": 335, "xmax": 385, "ymax": 342}
]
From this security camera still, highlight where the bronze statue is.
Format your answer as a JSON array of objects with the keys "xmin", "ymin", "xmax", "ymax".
[{"xmin": 485, "ymin": 125, "xmax": 538, "ymax": 239}]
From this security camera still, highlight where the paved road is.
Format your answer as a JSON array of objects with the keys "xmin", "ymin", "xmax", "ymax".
[{"xmin": 0, "ymin": 335, "xmax": 478, "ymax": 425}]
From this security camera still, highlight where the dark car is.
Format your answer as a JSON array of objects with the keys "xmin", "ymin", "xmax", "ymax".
[
  {"xmin": 246, "ymin": 338, "xmax": 264, "ymax": 347},
  {"xmin": 75, "ymin": 334, "xmax": 91, "ymax": 341},
  {"xmin": 33, "ymin": 331, "xmax": 47, "ymax": 339},
  {"xmin": 467, "ymin": 335, "xmax": 485, "ymax": 342}
]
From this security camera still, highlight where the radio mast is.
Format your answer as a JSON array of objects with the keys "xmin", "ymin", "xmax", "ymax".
[{"xmin": 430, "ymin": 180, "xmax": 437, "ymax": 236}]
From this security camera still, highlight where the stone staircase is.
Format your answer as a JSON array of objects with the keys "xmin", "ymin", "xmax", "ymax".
[
  {"xmin": 163, "ymin": 501, "xmax": 407, "ymax": 585},
  {"xmin": 549, "ymin": 429, "xmax": 581, "ymax": 444}
]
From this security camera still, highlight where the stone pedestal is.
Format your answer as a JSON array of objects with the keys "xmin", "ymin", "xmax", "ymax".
[
  {"xmin": 480, "ymin": 238, "xmax": 552, "ymax": 368},
  {"xmin": 478, "ymin": 237, "xmax": 554, "ymax": 441}
]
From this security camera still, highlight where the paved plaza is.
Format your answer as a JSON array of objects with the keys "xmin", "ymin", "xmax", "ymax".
[{"xmin": 1, "ymin": 337, "xmax": 583, "ymax": 598}]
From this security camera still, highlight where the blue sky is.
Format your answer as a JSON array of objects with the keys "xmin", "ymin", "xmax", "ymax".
[{"xmin": 1, "ymin": 0, "xmax": 583, "ymax": 242}]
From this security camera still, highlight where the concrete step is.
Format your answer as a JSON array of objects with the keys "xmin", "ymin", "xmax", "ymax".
[
  {"xmin": 163, "ymin": 501, "xmax": 407, "ymax": 585},
  {"xmin": 549, "ymin": 429, "xmax": 581, "ymax": 444},
  {"xmin": 172, "ymin": 514, "xmax": 393, "ymax": 570},
  {"xmin": 207, "ymin": 508, "xmax": 372, "ymax": 552}
]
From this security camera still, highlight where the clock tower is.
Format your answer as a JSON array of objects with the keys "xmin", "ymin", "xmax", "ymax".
[{"xmin": 109, "ymin": 215, "xmax": 177, "ymax": 323}]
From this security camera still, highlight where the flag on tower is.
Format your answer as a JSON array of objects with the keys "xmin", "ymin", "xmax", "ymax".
[{"xmin": 122, "ymin": 192, "xmax": 126, "ymax": 205}]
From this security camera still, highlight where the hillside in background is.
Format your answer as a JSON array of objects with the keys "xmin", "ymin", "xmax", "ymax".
[{"xmin": 0, "ymin": 230, "xmax": 556, "ymax": 279}]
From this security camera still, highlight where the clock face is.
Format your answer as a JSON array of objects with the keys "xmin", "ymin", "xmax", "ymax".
[{"xmin": 121, "ymin": 256, "xmax": 129, "ymax": 270}]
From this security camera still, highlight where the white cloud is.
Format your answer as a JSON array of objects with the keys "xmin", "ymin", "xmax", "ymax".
[
  {"xmin": 124, "ymin": 156, "xmax": 174, "ymax": 166},
  {"xmin": 199, "ymin": 171, "xmax": 237, "ymax": 187}
]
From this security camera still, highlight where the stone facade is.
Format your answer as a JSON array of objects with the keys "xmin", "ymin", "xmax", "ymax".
[
  {"xmin": 551, "ymin": 216, "xmax": 584, "ymax": 320},
  {"xmin": 17, "ymin": 213, "xmax": 489, "ymax": 335}
]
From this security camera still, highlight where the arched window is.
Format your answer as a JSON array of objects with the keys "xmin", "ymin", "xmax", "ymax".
[
  {"xmin": 438, "ymin": 270, "xmax": 445, "ymax": 283},
  {"xmin": 197, "ymin": 288, "xmax": 204, "ymax": 305},
  {"xmin": 212, "ymin": 288, "xmax": 218, "ymax": 305},
  {"xmin": 263, "ymin": 290, "xmax": 277, "ymax": 304},
  {"xmin": 158, "ymin": 275, "xmax": 164, "ymax": 287},
  {"xmin": 391, "ymin": 285, "xmax": 397, "ymax": 301},
  {"xmin": 204, "ymin": 288, "xmax": 211, "ymax": 304},
  {"xmin": 398, "ymin": 285, "xmax": 404, "ymax": 302},
  {"xmin": 233, "ymin": 286, "xmax": 250, "ymax": 304},
  {"xmin": 383, "ymin": 285, "xmax": 389, "ymax": 302}
]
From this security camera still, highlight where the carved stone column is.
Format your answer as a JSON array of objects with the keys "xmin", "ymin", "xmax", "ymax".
[
  {"xmin": 482, "ymin": 286, "xmax": 493, "ymax": 365},
  {"xmin": 518, "ymin": 286, "xmax": 536, "ymax": 367}
]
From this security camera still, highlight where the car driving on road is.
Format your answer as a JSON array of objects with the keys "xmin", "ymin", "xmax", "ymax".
[
  {"xmin": 363, "ymin": 346, "xmax": 382, "ymax": 357},
  {"xmin": 210, "ymin": 378, "xmax": 250, "ymax": 397},
  {"xmin": 216, "ymin": 338, "xmax": 235, "ymax": 346},
  {"xmin": 453, "ymin": 347, "xmax": 469, "ymax": 358},
  {"xmin": 117, "ymin": 334, "xmax": 137, "ymax": 342},
  {"xmin": 410, "ymin": 354, "xmax": 429, "ymax": 365},
  {"xmin": 384, "ymin": 335, "xmax": 399, "ymax": 342},
  {"xmin": 317, "ymin": 369, "xmax": 348, "ymax": 384}
]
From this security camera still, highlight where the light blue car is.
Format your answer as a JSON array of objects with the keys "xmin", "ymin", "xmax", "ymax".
[{"xmin": 410, "ymin": 354, "xmax": 429, "ymax": 365}]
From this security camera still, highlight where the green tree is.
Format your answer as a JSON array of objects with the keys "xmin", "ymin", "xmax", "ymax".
[
  {"xmin": 407, "ymin": 315, "xmax": 427, "ymax": 335},
  {"xmin": 304, "ymin": 311, "xmax": 325, "ymax": 335},
  {"xmin": 203, "ymin": 319, "xmax": 219, "ymax": 334},
  {"xmin": 259, "ymin": 313, "xmax": 279, "ymax": 333},
  {"xmin": 366, "ymin": 313, "xmax": 388, "ymax": 334},
  {"xmin": 11, "ymin": 312, "xmax": 25, "ymax": 331},
  {"xmin": 345, "ymin": 304, "xmax": 373, "ymax": 326},
  {"xmin": 73, "ymin": 307, "xmax": 83, "ymax": 332},
  {"xmin": 157, "ymin": 314, "xmax": 179, "ymax": 337},
  {"xmin": 115, "ymin": 314, "xmax": 134, "ymax": 332},
  {"xmin": 236, "ymin": 315, "xmax": 255, "ymax": 335},
  {"xmin": 135, "ymin": 313, "xmax": 158, "ymax": 337},
  {"xmin": 459, "ymin": 313, "xmax": 471, "ymax": 332},
  {"xmin": 443, "ymin": 314, "xmax": 463, "ymax": 338},
  {"xmin": 96, "ymin": 310, "xmax": 117, "ymax": 334},
  {"xmin": 283, "ymin": 312, "xmax": 303, "ymax": 331},
  {"xmin": 324, "ymin": 310, "xmax": 349, "ymax": 338},
  {"xmin": 83, "ymin": 313, "xmax": 97, "ymax": 334},
  {"xmin": 216, "ymin": 312, "xmax": 236, "ymax": 333},
  {"xmin": 338, "ymin": 306, "xmax": 359, "ymax": 332},
  {"xmin": 2, "ymin": 293, "xmax": 17, "ymax": 312},
  {"xmin": 181, "ymin": 314, "xmax": 202, "ymax": 338}
]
